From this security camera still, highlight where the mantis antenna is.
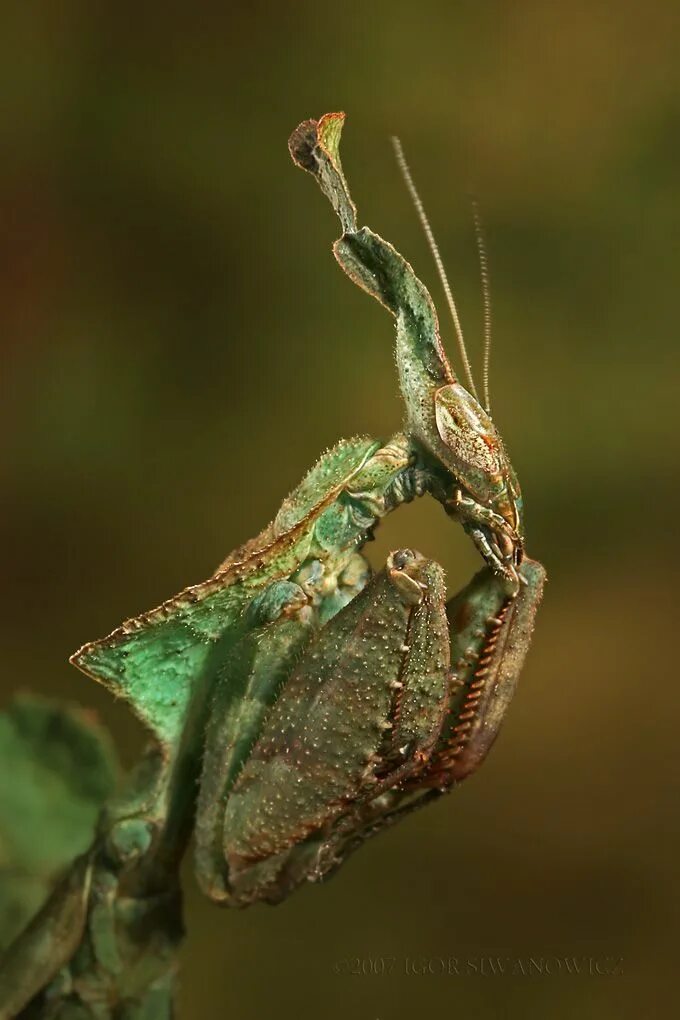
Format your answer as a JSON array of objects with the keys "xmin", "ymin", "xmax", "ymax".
[
  {"xmin": 391, "ymin": 136, "xmax": 480, "ymax": 403},
  {"xmin": 471, "ymin": 196, "xmax": 493, "ymax": 415}
]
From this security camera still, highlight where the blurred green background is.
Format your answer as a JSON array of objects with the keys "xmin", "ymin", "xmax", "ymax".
[{"xmin": 2, "ymin": 2, "xmax": 679, "ymax": 1017}]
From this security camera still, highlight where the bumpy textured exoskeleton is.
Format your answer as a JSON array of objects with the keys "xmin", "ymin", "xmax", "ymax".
[{"xmin": 68, "ymin": 113, "xmax": 545, "ymax": 908}]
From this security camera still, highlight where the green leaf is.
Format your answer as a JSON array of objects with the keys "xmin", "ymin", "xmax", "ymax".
[{"xmin": 0, "ymin": 696, "xmax": 118, "ymax": 950}]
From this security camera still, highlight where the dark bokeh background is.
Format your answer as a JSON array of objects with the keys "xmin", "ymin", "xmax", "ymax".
[{"xmin": 2, "ymin": 2, "xmax": 679, "ymax": 1017}]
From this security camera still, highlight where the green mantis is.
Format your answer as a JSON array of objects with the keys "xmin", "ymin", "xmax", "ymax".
[
  {"xmin": 0, "ymin": 112, "xmax": 544, "ymax": 1016},
  {"xmin": 76, "ymin": 110, "xmax": 543, "ymax": 906}
]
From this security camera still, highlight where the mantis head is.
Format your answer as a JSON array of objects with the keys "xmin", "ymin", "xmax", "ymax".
[{"xmin": 428, "ymin": 378, "xmax": 524, "ymax": 578}]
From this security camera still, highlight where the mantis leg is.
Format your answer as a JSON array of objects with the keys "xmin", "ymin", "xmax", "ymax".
[{"xmin": 301, "ymin": 557, "xmax": 547, "ymax": 886}]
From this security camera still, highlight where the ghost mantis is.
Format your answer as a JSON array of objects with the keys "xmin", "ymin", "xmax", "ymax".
[{"xmin": 0, "ymin": 113, "xmax": 544, "ymax": 1017}]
